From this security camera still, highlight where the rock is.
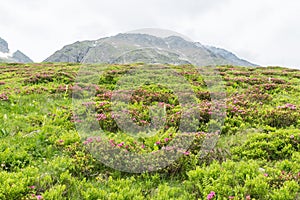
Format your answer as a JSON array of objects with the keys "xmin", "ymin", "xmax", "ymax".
[
  {"xmin": 0, "ymin": 37, "xmax": 33, "ymax": 63},
  {"xmin": 12, "ymin": 50, "xmax": 33, "ymax": 63},
  {"xmin": 0, "ymin": 37, "xmax": 9, "ymax": 53}
]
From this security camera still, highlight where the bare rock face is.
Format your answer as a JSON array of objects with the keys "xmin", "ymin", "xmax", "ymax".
[
  {"xmin": 0, "ymin": 37, "xmax": 9, "ymax": 53},
  {"xmin": 12, "ymin": 50, "xmax": 33, "ymax": 63},
  {"xmin": 0, "ymin": 37, "xmax": 33, "ymax": 63}
]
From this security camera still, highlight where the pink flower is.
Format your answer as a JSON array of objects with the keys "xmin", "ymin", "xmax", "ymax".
[
  {"xmin": 140, "ymin": 120, "xmax": 147, "ymax": 124},
  {"xmin": 36, "ymin": 195, "xmax": 43, "ymax": 200},
  {"xmin": 264, "ymin": 173, "xmax": 268, "ymax": 177},
  {"xmin": 207, "ymin": 191, "xmax": 216, "ymax": 200},
  {"xmin": 96, "ymin": 113, "xmax": 107, "ymax": 121},
  {"xmin": 29, "ymin": 185, "xmax": 35, "ymax": 189},
  {"xmin": 87, "ymin": 138, "xmax": 93, "ymax": 142},
  {"xmin": 109, "ymin": 139, "xmax": 115, "ymax": 146},
  {"xmin": 229, "ymin": 196, "xmax": 235, "ymax": 199},
  {"xmin": 155, "ymin": 141, "xmax": 161, "ymax": 145},
  {"xmin": 246, "ymin": 195, "xmax": 251, "ymax": 200},
  {"xmin": 118, "ymin": 142, "xmax": 125, "ymax": 147},
  {"xmin": 164, "ymin": 138, "xmax": 170, "ymax": 142}
]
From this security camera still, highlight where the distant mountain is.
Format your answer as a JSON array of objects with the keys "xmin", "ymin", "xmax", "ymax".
[
  {"xmin": 0, "ymin": 37, "xmax": 33, "ymax": 63},
  {"xmin": 44, "ymin": 33, "xmax": 256, "ymax": 67},
  {"xmin": 0, "ymin": 38, "xmax": 9, "ymax": 53}
]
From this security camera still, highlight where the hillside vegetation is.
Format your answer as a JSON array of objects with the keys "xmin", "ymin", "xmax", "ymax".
[{"xmin": 0, "ymin": 63, "xmax": 299, "ymax": 199}]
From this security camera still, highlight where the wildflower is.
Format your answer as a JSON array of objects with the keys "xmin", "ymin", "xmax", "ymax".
[
  {"xmin": 264, "ymin": 173, "xmax": 268, "ymax": 177},
  {"xmin": 118, "ymin": 142, "xmax": 125, "ymax": 147},
  {"xmin": 29, "ymin": 185, "xmax": 35, "ymax": 189},
  {"xmin": 98, "ymin": 102, "xmax": 107, "ymax": 107},
  {"xmin": 278, "ymin": 103, "xmax": 297, "ymax": 110},
  {"xmin": 164, "ymin": 138, "xmax": 170, "ymax": 142},
  {"xmin": 140, "ymin": 120, "xmax": 147, "ymax": 124},
  {"xmin": 246, "ymin": 195, "xmax": 251, "ymax": 200},
  {"xmin": 109, "ymin": 139, "xmax": 115, "ymax": 146},
  {"xmin": 96, "ymin": 113, "xmax": 107, "ymax": 121},
  {"xmin": 207, "ymin": 191, "xmax": 216, "ymax": 200},
  {"xmin": 0, "ymin": 93, "xmax": 8, "ymax": 101},
  {"xmin": 155, "ymin": 141, "xmax": 161, "ymax": 145},
  {"xmin": 36, "ymin": 195, "xmax": 43, "ymax": 200},
  {"xmin": 229, "ymin": 196, "xmax": 235, "ymax": 199}
]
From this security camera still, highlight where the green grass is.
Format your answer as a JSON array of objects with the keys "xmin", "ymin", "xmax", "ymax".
[{"xmin": 0, "ymin": 63, "xmax": 299, "ymax": 199}]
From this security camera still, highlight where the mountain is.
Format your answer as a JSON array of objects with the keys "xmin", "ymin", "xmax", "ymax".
[
  {"xmin": 44, "ymin": 33, "xmax": 257, "ymax": 66},
  {"xmin": 0, "ymin": 37, "xmax": 9, "ymax": 53},
  {"xmin": 0, "ymin": 37, "xmax": 33, "ymax": 63}
]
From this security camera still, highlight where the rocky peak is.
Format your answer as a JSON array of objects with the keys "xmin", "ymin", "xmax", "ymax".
[
  {"xmin": 0, "ymin": 37, "xmax": 9, "ymax": 53},
  {"xmin": 12, "ymin": 50, "xmax": 33, "ymax": 63},
  {"xmin": 0, "ymin": 37, "xmax": 33, "ymax": 63}
]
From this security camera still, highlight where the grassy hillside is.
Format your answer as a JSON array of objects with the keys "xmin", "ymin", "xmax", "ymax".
[{"xmin": 0, "ymin": 63, "xmax": 299, "ymax": 199}]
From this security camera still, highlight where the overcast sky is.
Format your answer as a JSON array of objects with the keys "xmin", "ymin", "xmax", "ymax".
[{"xmin": 1, "ymin": 0, "xmax": 300, "ymax": 68}]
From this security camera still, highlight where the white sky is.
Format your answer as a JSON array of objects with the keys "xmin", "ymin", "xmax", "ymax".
[{"xmin": 1, "ymin": 0, "xmax": 300, "ymax": 68}]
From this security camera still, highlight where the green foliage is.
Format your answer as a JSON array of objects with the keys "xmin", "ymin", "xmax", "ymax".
[
  {"xmin": 231, "ymin": 129, "xmax": 300, "ymax": 161},
  {"xmin": 0, "ymin": 63, "xmax": 300, "ymax": 199}
]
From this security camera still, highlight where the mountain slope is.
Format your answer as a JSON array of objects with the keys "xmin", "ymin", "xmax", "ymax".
[
  {"xmin": 44, "ymin": 33, "xmax": 257, "ymax": 66},
  {"xmin": 0, "ymin": 37, "xmax": 33, "ymax": 63}
]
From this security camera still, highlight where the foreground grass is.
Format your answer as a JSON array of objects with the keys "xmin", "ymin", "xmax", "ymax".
[{"xmin": 0, "ymin": 63, "xmax": 299, "ymax": 199}]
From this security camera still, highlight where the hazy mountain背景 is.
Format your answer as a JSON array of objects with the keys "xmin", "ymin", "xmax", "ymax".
[
  {"xmin": 0, "ymin": 37, "xmax": 33, "ymax": 63},
  {"xmin": 44, "ymin": 33, "xmax": 257, "ymax": 66}
]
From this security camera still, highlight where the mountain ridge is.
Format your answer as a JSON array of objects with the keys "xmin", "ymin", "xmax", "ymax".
[{"xmin": 44, "ymin": 33, "xmax": 257, "ymax": 66}]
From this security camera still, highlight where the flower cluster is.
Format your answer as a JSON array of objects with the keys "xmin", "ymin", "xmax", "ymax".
[
  {"xmin": 96, "ymin": 113, "xmax": 107, "ymax": 121},
  {"xmin": 277, "ymin": 103, "xmax": 297, "ymax": 110},
  {"xmin": 0, "ymin": 93, "xmax": 8, "ymax": 101},
  {"xmin": 83, "ymin": 137, "xmax": 101, "ymax": 145},
  {"xmin": 207, "ymin": 191, "xmax": 215, "ymax": 200}
]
